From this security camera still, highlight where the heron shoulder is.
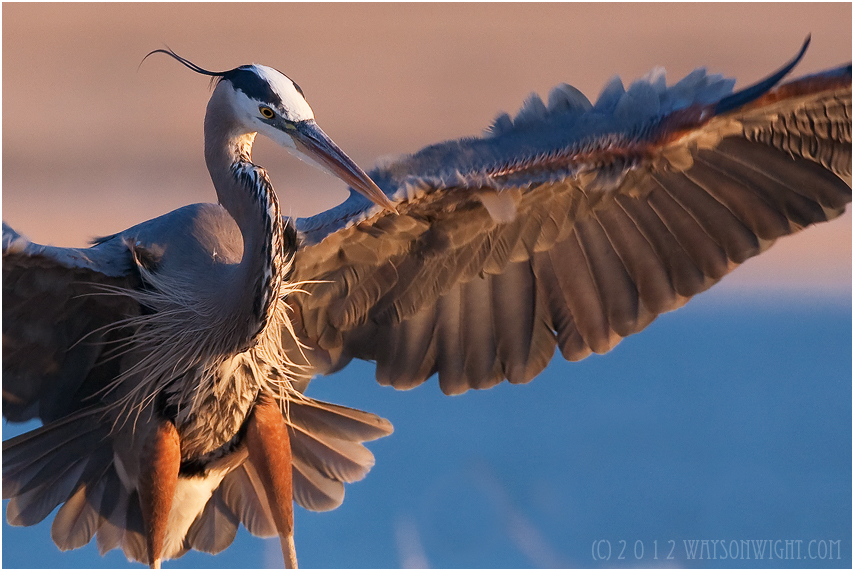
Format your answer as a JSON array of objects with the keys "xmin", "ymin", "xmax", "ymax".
[{"xmin": 98, "ymin": 203, "xmax": 245, "ymax": 276}]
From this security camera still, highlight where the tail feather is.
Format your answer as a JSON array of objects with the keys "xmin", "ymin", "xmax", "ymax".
[
  {"xmin": 185, "ymin": 488, "xmax": 240, "ymax": 554},
  {"xmin": 288, "ymin": 397, "xmax": 394, "ymax": 442},
  {"xmin": 51, "ymin": 474, "xmax": 108, "ymax": 551},
  {"xmin": 49, "ymin": 445, "xmax": 114, "ymax": 549},
  {"xmin": 4, "ymin": 409, "xmax": 112, "ymax": 528},
  {"xmin": 3, "ymin": 410, "xmax": 137, "ymax": 558},
  {"xmin": 4, "ymin": 397, "xmax": 394, "ymax": 561},
  {"xmin": 6, "ymin": 459, "xmax": 88, "ymax": 526},
  {"xmin": 122, "ymin": 491, "xmax": 147, "ymax": 563},
  {"xmin": 187, "ymin": 396, "xmax": 394, "ymax": 550},
  {"xmin": 93, "ymin": 482, "xmax": 146, "ymax": 563},
  {"xmin": 3, "ymin": 410, "xmax": 108, "ymax": 492},
  {"xmin": 287, "ymin": 396, "xmax": 392, "ymax": 502},
  {"xmin": 95, "ymin": 474, "xmax": 127, "ymax": 556},
  {"xmin": 292, "ymin": 455, "xmax": 346, "ymax": 511},
  {"xmin": 13, "ymin": 435, "xmax": 103, "ymax": 498},
  {"xmin": 290, "ymin": 425, "xmax": 376, "ymax": 484},
  {"xmin": 218, "ymin": 461, "xmax": 277, "ymax": 538}
]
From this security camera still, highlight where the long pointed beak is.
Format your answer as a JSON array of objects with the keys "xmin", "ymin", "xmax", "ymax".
[{"xmin": 292, "ymin": 120, "xmax": 397, "ymax": 213}]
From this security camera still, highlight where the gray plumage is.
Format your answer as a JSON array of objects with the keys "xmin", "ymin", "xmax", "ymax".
[{"xmin": 3, "ymin": 39, "xmax": 852, "ymax": 566}]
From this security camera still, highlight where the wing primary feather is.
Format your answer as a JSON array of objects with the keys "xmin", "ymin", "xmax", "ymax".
[
  {"xmin": 286, "ymin": 49, "xmax": 849, "ymax": 402},
  {"xmin": 716, "ymin": 137, "xmax": 851, "ymax": 210},
  {"xmin": 6, "ymin": 458, "xmax": 88, "ymax": 527},
  {"xmin": 373, "ymin": 312, "xmax": 402, "ymax": 384},
  {"xmin": 696, "ymin": 147, "xmax": 822, "ymax": 232}
]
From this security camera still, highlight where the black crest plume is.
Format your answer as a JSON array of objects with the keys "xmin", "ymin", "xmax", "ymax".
[{"xmin": 141, "ymin": 48, "xmax": 238, "ymax": 88}]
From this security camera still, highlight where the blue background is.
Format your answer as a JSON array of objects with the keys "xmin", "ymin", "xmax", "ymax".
[{"xmin": 3, "ymin": 289, "xmax": 851, "ymax": 568}]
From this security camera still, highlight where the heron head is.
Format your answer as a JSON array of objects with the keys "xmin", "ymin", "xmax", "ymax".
[{"xmin": 143, "ymin": 49, "xmax": 396, "ymax": 211}]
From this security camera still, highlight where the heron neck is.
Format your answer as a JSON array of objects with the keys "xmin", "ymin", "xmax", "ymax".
[
  {"xmin": 204, "ymin": 100, "xmax": 284, "ymax": 345},
  {"xmin": 205, "ymin": 128, "xmax": 263, "ymax": 236}
]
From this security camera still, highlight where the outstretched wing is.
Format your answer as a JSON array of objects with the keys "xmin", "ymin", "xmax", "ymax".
[
  {"xmin": 288, "ymin": 42, "xmax": 852, "ymax": 395},
  {"xmin": 2, "ymin": 223, "xmax": 140, "ymax": 422}
]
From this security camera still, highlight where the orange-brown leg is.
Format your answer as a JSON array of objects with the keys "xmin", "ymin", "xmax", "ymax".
[
  {"xmin": 138, "ymin": 419, "xmax": 181, "ymax": 569},
  {"xmin": 246, "ymin": 394, "xmax": 298, "ymax": 568}
]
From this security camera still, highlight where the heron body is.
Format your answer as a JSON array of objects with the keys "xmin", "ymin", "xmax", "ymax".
[
  {"xmin": 4, "ymin": 53, "xmax": 396, "ymax": 567},
  {"xmin": 3, "ymin": 40, "xmax": 852, "ymax": 567}
]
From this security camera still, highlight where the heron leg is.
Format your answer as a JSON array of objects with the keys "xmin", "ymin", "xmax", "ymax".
[
  {"xmin": 138, "ymin": 419, "xmax": 181, "ymax": 569},
  {"xmin": 246, "ymin": 394, "xmax": 298, "ymax": 568}
]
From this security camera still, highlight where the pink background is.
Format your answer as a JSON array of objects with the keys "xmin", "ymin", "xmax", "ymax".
[{"xmin": 3, "ymin": 3, "xmax": 851, "ymax": 295}]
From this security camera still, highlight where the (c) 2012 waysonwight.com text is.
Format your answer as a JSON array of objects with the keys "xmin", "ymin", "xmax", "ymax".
[{"xmin": 591, "ymin": 539, "xmax": 844, "ymax": 562}]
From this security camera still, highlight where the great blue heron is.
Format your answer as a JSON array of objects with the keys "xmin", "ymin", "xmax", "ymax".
[{"xmin": 3, "ymin": 37, "xmax": 851, "ymax": 568}]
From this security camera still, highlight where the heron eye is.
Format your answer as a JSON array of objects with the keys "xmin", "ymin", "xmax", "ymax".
[{"xmin": 259, "ymin": 106, "xmax": 275, "ymax": 119}]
